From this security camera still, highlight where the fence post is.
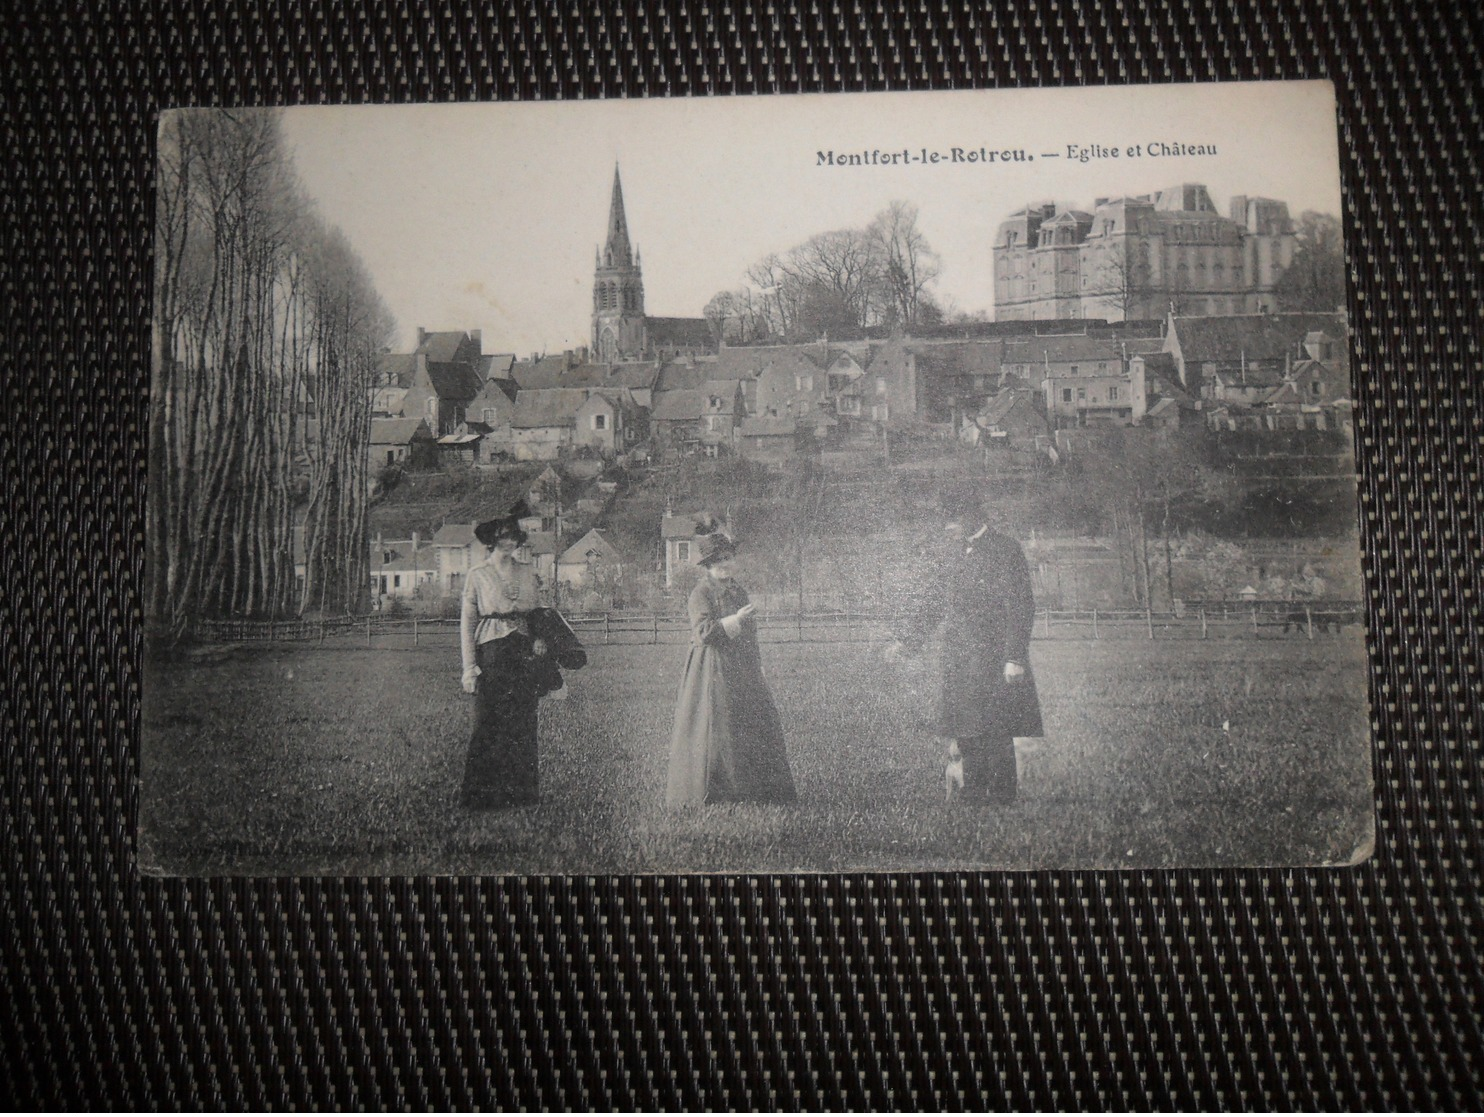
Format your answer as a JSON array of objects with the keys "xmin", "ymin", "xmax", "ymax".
[
  {"xmin": 1200, "ymin": 608, "xmax": 1207, "ymax": 639},
  {"xmin": 1146, "ymin": 606, "xmax": 1154, "ymax": 640},
  {"xmin": 1251, "ymin": 605, "xmax": 1258, "ymax": 634},
  {"xmin": 414, "ymin": 617, "xmax": 419, "ymax": 647},
  {"xmin": 1306, "ymin": 606, "xmax": 1313, "ymax": 640},
  {"xmin": 268, "ymin": 619, "xmax": 275, "ymax": 642},
  {"xmin": 367, "ymin": 616, "xmax": 373, "ymax": 647},
  {"xmin": 604, "ymin": 614, "xmax": 610, "ymax": 644},
  {"xmin": 1092, "ymin": 609, "xmax": 1098, "ymax": 639},
  {"xmin": 1043, "ymin": 609, "xmax": 1051, "ymax": 637},
  {"xmin": 797, "ymin": 610, "xmax": 803, "ymax": 642},
  {"xmin": 652, "ymin": 612, "xmax": 658, "ymax": 645}
]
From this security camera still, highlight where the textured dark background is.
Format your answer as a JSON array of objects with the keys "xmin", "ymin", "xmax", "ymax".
[{"xmin": 3, "ymin": 0, "xmax": 1481, "ymax": 1108}]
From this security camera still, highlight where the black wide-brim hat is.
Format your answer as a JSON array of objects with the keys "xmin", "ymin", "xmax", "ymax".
[
  {"xmin": 695, "ymin": 530, "xmax": 737, "ymax": 566},
  {"xmin": 475, "ymin": 499, "xmax": 532, "ymax": 547}
]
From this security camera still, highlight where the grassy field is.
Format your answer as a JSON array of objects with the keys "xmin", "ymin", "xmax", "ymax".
[{"xmin": 139, "ymin": 635, "xmax": 1374, "ymax": 875}]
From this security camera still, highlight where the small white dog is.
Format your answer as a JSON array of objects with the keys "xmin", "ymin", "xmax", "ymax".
[{"xmin": 944, "ymin": 740, "xmax": 965, "ymax": 801}]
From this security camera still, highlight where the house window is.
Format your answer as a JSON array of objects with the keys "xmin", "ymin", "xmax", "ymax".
[
  {"xmin": 1062, "ymin": 388, "xmax": 1073, "ymax": 403},
  {"xmin": 1311, "ymin": 381, "xmax": 1322, "ymax": 396},
  {"xmin": 393, "ymin": 574, "xmax": 401, "ymax": 589},
  {"xmin": 386, "ymin": 450, "xmax": 396, "ymax": 466},
  {"xmin": 1070, "ymin": 365, "xmax": 1079, "ymax": 375},
  {"xmin": 378, "ymin": 576, "xmax": 388, "ymax": 594},
  {"xmin": 876, "ymin": 377, "xmax": 887, "ymax": 395},
  {"xmin": 1077, "ymin": 388, "xmax": 1087, "ymax": 401},
  {"xmin": 593, "ymin": 413, "xmax": 607, "ymax": 430},
  {"xmin": 676, "ymin": 541, "xmax": 691, "ymax": 562},
  {"xmin": 795, "ymin": 374, "xmax": 813, "ymax": 392},
  {"xmin": 1109, "ymin": 386, "xmax": 1119, "ymax": 401},
  {"xmin": 707, "ymin": 416, "xmax": 721, "ymax": 431},
  {"xmin": 482, "ymin": 408, "xmax": 498, "ymax": 423},
  {"xmin": 709, "ymin": 396, "xmax": 722, "ymax": 409}
]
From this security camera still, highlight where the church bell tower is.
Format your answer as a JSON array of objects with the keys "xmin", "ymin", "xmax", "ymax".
[{"xmin": 592, "ymin": 166, "xmax": 647, "ymax": 362}]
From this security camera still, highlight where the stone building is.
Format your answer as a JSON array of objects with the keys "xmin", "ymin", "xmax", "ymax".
[
  {"xmin": 993, "ymin": 184, "xmax": 1296, "ymax": 322},
  {"xmin": 591, "ymin": 167, "xmax": 712, "ymax": 362}
]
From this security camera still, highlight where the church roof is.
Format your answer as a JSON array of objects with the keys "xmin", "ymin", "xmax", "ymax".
[
  {"xmin": 601, "ymin": 165, "xmax": 635, "ymax": 269},
  {"xmin": 646, "ymin": 316, "xmax": 713, "ymax": 348}
]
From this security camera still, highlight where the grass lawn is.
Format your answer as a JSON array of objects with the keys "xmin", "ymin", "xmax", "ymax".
[{"xmin": 139, "ymin": 635, "xmax": 1374, "ymax": 874}]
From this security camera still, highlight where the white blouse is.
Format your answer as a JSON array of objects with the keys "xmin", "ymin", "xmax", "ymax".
[{"xmin": 459, "ymin": 558, "xmax": 544, "ymax": 671}]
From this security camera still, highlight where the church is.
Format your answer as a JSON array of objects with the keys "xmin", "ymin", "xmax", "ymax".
[{"xmin": 591, "ymin": 166, "xmax": 713, "ymax": 363}]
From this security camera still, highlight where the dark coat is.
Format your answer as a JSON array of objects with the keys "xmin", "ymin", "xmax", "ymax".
[
  {"xmin": 904, "ymin": 527, "xmax": 1044, "ymax": 739},
  {"xmin": 528, "ymin": 607, "xmax": 587, "ymax": 697}
]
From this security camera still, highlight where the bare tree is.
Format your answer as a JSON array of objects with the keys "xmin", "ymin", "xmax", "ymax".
[
  {"xmin": 148, "ymin": 108, "xmax": 394, "ymax": 642},
  {"xmin": 1274, "ymin": 211, "xmax": 1346, "ymax": 312},
  {"xmin": 865, "ymin": 201, "xmax": 942, "ymax": 330}
]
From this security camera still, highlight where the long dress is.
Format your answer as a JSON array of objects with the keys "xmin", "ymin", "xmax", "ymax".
[
  {"xmin": 665, "ymin": 576, "xmax": 797, "ymax": 806},
  {"xmin": 459, "ymin": 558, "xmax": 545, "ymax": 809}
]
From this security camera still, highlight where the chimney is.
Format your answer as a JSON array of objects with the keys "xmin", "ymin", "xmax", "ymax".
[
  {"xmin": 416, "ymin": 327, "xmax": 427, "ymax": 349},
  {"xmin": 412, "ymin": 530, "xmax": 420, "ymax": 557},
  {"xmin": 469, "ymin": 329, "xmax": 482, "ymax": 350}
]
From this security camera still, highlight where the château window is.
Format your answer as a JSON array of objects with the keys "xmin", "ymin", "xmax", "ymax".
[
  {"xmin": 1109, "ymin": 386, "xmax": 1119, "ymax": 400},
  {"xmin": 1062, "ymin": 388, "xmax": 1073, "ymax": 403},
  {"xmin": 676, "ymin": 541, "xmax": 691, "ymax": 562},
  {"xmin": 796, "ymin": 374, "xmax": 812, "ymax": 392},
  {"xmin": 593, "ymin": 413, "xmax": 607, "ymax": 430}
]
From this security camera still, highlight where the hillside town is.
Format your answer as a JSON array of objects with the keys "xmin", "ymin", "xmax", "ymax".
[{"xmin": 357, "ymin": 170, "xmax": 1354, "ymax": 616}]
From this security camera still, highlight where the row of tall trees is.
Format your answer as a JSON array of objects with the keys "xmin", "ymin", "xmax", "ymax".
[
  {"xmin": 148, "ymin": 109, "xmax": 394, "ymax": 640},
  {"xmin": 704, "ymin": 200, "xmax": 944, "ymax": 344}
]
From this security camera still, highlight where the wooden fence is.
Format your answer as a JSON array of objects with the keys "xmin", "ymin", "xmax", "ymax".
[{"xmin": 193, "ymin": 601, "xmax": 1364, "ymax": 648}]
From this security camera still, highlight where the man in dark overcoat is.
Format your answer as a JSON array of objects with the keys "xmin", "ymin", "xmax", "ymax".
[{"xmin": 891, "ymin": 489, "xmax": 1044, "ymax": 803}]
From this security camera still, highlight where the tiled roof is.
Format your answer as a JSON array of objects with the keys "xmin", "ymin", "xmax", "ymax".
[
  {"xmin": 558, "ymin": 528, "xmax": 622, "ymax": 565},
  {"xmin": 512, "ymin": 389, "xmax": 587, "ymax": 428},
  {"xmin": 651, "ymin": 389, "xmax": 706, "ymax": 422},
  {"xmin": 377, "ymin": 352, "xmax": 419, "ymax": 388},
  {"xmin": 1001, "ymin": 335, "xmax": 1122, "ymax": 366},
  {"xmin": 415, "ymin": 331, "xmax": 474, "ymax": 364},
  {"xmin": 370, "ymin": 542, "xmax": 437, "ymax": 573},
  {"xmin": 1171, "ymin": 313, "xmax": 1347, "ymax": 363},
  {"xmin": 424, "ymin": 360, "xmax": 483, "ymax": 400},
  {"xmin": 370, "ymin": 418, "xmax": 432, "ymax": 444},
  {"xmin": 478, "ymin": 353, "xmax": 516, "ymax": 379},
  {"xmin": 432, "ymin": 523, "xmax": 478, "ymax": 547}
]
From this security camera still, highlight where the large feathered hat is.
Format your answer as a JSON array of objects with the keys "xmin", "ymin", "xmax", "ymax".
[
  {"xmin": 475, "ymin": 498, "xmax": 532, "ymax": 548},
  {"xmin": 693, "ymin": 513, "xmax": 736, "ymax": 566}
]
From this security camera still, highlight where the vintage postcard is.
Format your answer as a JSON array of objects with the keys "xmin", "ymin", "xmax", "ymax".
[{"xmin": 140, "ymin": 81, "xmax": 1371, "ymax": 874}]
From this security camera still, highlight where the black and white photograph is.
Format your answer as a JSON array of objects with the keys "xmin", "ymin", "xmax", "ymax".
[{"xmin": 140, "ymin": 81, "xmax": 1371, "ymax": 875}]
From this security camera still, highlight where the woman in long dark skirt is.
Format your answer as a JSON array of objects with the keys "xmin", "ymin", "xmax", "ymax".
[
  {"xmin": 459, "ymin": 513, "xmax": 548, "ymax": 809},
  {"xmin": 665, "ymin": 528, "xmax": 796, "ymax": 806}
]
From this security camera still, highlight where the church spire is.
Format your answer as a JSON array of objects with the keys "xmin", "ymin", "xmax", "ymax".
[{"xmin": 604, "ymin": 164, "xmax": 634, "ymax": 268}]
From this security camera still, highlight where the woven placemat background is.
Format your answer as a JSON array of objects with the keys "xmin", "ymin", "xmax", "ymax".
[{"xmin": 3, "ymin": 1, "xmax": 1480, "ymax": 1108}]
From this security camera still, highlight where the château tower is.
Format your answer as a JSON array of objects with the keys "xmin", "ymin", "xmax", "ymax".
[{"xmin": 592, "ymin": 166, "xmax": 647, "ymax": 362}]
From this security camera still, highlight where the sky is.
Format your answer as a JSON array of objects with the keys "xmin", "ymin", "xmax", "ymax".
[{"xmin": 281, "ymin": 81, "xmax": 1343, "ymax": 357}]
